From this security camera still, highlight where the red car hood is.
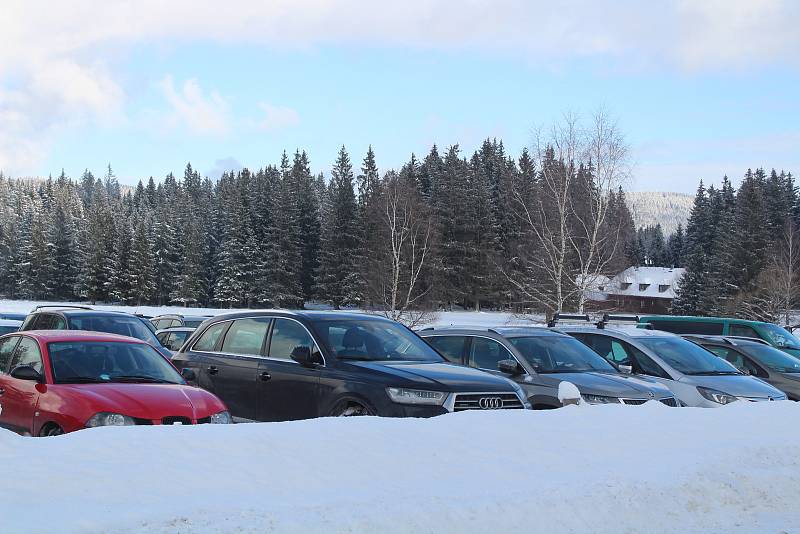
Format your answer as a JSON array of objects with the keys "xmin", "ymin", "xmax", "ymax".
[{"xmin": 56, "ymin": 383, "xmax": 226, "ymax": 422}]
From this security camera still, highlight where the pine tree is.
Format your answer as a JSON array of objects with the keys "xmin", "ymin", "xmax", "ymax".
[{"xmin": 318, "ymin": 146, "xmax": 363, "ymax": 307}]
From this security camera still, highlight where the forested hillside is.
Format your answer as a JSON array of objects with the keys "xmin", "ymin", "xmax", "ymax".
[
  {"xmin": 627, "ymin": 191, "xmax": 692, "ymax": 235},
  {"xmin": 674, "ymin": 169, "xmax": 798, "ymax": 323},
  {"xmin": 0, "ymin": 115, "xmax": 638, "ymax": 317}
]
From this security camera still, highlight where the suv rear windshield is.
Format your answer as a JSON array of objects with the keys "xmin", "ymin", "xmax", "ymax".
[
  {"xmin": 314, "ymin": 319, "xmax": 443, "ymax": 362},
  {"xmin": 638, "ymin": 337, "xmax": 740, "ymax": 375},
  {"xmin": 509, "ymin": 336, "xmax": 617, "ymax": 373},
  {"xmin": 67, "ymin": 315, "xmax": 161, "ymax": 346}
]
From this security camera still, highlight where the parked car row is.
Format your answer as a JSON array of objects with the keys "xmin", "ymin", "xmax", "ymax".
[{"xmin": 0, "ymin": 306, "xmax": 797, "ymax": 437}]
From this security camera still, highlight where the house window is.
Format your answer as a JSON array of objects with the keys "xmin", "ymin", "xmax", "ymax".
[
  {"xmin": 658, "ymin": 284, "xmax": 669, "ymax": 293},
  {"xmin": 620, "ymin": 283, "xmax": 632, "ymax": 290},
  {"xmin": 639, "ymin": 283, "xmax": 650, "ymax": 291}
]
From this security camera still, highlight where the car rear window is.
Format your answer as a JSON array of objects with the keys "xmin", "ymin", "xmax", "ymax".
[{"xmin": 68, "ymin": 315, "xmax": 161, "ymax": 345}]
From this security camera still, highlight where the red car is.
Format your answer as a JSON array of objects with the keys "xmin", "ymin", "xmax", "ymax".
[{"xmin": 0, "ymin": 330, "xmax": 231, "ymax": 436}]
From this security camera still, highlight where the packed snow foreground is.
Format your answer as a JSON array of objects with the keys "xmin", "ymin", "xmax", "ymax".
[{"xmin": 2, "ymin": 403, "xmax": 799, "ymax": 533}]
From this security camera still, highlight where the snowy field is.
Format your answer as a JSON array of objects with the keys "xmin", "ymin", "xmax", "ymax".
[
  {"xmin": 3, "ymin": 298, "xmax": 799, "ymax": 533},
  {"xmin": 1, "ymin": 402, "xmax": 799, "ymax": 533}
]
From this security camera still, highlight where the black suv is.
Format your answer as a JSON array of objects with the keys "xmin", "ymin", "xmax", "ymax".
[
  {"xmin": 171, "ymin": 311, "xmax": 528, "ymax": 421},
  {"xmin": 20, "ymin": 306, "xmax": 172, "ymax": 358},
  {"xmin": 151, "ymin": 314, "xmax": 211, "ymax": 330}
]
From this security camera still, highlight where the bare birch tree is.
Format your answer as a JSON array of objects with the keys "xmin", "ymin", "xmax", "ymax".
[
  {"xmin": 507, "ymin": 110, "xmax": 630, "ymax": 313},
  {"xmin": 365, "ymin": 173, "xmax": 435, "ymax": 327}
]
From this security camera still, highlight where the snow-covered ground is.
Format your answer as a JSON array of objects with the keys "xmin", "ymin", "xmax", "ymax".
[
  {"xmin": 2, "ymin": 402, "xmax": 799, "ymax": 533},
  {"xmin": 0, "ymin": 299, "xmax": 546, "ymax": 328}
]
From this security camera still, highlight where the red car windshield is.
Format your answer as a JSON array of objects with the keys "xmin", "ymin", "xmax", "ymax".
[{"xmin": 48, "ymin": 341, "xmax": 183, "ymax": 384}]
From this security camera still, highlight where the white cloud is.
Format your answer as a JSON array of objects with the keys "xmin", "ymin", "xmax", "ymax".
[
  {"xmin": 159, "ymin": 76, "xmax": 230, "ymax": 136},
  {"xmin": 256, "ymin": 103, "xmax": 300, "ymax": 132},
  {"xmin": 1, "ymin": 0, "xmax": 799, "ymax": 174}
]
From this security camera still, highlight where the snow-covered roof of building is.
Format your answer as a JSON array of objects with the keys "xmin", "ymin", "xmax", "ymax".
[{"xmin": 602, "ymin": 266, "xmax": 685, "ymax": 299}]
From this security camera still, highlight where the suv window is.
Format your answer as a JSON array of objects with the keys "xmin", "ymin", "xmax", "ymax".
[
  {"xmin": 221, "ymin": 318, "xmax": 270, "ymax": 356},
  {"xmin": 710, "ymin": 346, "xmax": 766, "ymax": 377},
  {"xmin": 10, "ymin": 337, "xmax": 43, "ymax": 374},
  {"xmin": 0, "ymin": 336, "xmax": 20, "ymax": 373},
  {"xmin": 193, "ymin": 322, "xmax": 229, "ymax": 352},
  {"xmin": 582, "ymin": 334, "xmax": 630, "ymax": 365},
  {"xmin": 268, "ymin": 319, "xmax": 321, "ymax": 362},
  {"xmin": 730, "ymin": 324, "xmax": 759, "ymax": 338},
  {"xmin": 425, "ymin": 335, "xmax": 466, "ymax": 363},
  {"xmin": 627, "ymin": 345, "xmax": 671, "ymax": 379},
  {"xmin": 648, "ymin": 320, "xmax": 724, "ymax": 335},
  {"xmin": 469, "ymin": 337, "xmax": 514, "ymax": 371}
]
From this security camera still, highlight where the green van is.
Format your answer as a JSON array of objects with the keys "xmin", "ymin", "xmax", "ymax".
[{"xmin": 638, "ymin": 315, "xmax": 800, "ymax": 358}]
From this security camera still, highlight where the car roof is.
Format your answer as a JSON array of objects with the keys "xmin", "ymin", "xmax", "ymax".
[
  {"xmin": 205, "ymin": 309, "xmax": 394, "ymax": 323},
  {"xmin": 7, "ymin": 330, "xmax": 146, "ymax": 343},
  {"xmin": 555, "ymin": 324, "xmax": 677, "ymax": 338},
  {"xmin": 418, "ymin": 326, "xmax": 566, "ymax": 338},
  {"xmin": 32, "ymin": 308, "xmax": 136, "ymax": 318},
  {"xmin": 156, "ymin": 327, "xmax": 196, "ymax": 334},
  {"xmin": 640, "ymin": 315, "xmax": 765, "ymax": 326},
  {"xmin": 683, "ymin": 335, "xmax": 768, "ymax": 346}
]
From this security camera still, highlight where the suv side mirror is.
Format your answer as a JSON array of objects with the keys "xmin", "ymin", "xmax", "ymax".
[
  {"xmin": 290, "ymin": 346, "xmax": 315, "ymax": 367},
  {"xmin": 180, "ymin": 367, "xmax": 197, "ymax": 382},
  {"xmin": 497, "ymin": 359, "xmax": 523, "ymax": 375},
  {"xmin": 618, "ymin": 364, "xmax": 633, "ymax": 375},
  {"xmin": 11, "ymin": 365, "xmax": 43, "ymax": 382}
]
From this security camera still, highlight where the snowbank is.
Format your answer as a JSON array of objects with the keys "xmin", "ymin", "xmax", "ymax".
[{"xmin": 1, "ymin": 402, "xmax": 798, "ymax": 533}]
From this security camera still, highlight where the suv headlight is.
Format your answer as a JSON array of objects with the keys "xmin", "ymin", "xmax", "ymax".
[
  {"xmin": 581, "ymin": 394, "xmax": 621, "ymax": 404},
  {"xmin": 386, "ymin": 387, "xmax": 446, "ymax": 405},
  {"xmin": 86, "ymin": 412, "xmax": 136, "ymax": 427},
  {"xmin": 209, "ymin": 410, "xmax": 232, "ymax": 424},
  {"xmin": 697, "ymin": 386, "xmax": 738, "ymax": 405}
]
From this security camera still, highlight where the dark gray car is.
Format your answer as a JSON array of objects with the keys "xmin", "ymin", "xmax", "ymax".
[
  {"xmin": 418, "ymin": 327, "xmax": 676, "ymax": 408},
  {"xmin": 685, "ymin": 335, "xmax": 800, "ymax": 401}
]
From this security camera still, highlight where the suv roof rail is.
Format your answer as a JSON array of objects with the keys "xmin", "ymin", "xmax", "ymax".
[
  {"xmin": 724, "ymin": 335, "xmax": 770, "ymax": 346},
  {"xmin": 596, "ymin": 313, "xmax": 639, "ymax": 330},
  {"xmin": 32, "ymin": 305, "xmax": 93, "ymax": 311},
  {"xmin": 547, "ymin": 313, "xmax": 591, "ymax": 328}
]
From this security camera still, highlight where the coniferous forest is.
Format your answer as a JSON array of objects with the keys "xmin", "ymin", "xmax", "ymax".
[{"xmin": 0, "ymin": 126, "xmax": 795, "ymax": 322}]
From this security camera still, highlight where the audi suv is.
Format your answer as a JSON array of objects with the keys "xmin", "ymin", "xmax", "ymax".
[{"xmin": 171, "ymin": 310, "xmax": 529, "ymax": 421}]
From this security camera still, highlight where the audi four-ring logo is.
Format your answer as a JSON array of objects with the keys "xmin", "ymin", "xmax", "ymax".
[{"xmin": 478, "ymin": 397, "xmax": 503, "ymax": 409}]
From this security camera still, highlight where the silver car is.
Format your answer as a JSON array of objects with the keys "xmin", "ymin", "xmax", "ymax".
[
  {"xmin": 418, "ymin": 327, "xmax": 676, "ymax": 408},
  {"xmin": 555, "ymin": 324, "xmax": 787, "ymax": 407}
]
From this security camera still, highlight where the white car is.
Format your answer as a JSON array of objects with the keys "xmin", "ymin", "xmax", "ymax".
[{"xmin": 555, "ymin": 324, "xmax": 786, "ymax": 407}]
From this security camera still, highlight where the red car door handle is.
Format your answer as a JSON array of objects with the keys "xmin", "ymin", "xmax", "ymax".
[
  {"xmin": 0, "ymin": 387, "xmax": 5, "ymax": 395},
  {"xmin": 207, "ymin": 366, "xmax": 219, "ymax": 375}
]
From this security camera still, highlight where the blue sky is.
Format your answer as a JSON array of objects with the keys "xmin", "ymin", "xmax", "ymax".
[{"xmin": 2, "ymin": 1, "xmax": 799, "ymax": 193}]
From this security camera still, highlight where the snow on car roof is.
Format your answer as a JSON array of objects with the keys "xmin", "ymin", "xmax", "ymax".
[{"xmin": 14, "ymin": 330, "xmax": 148, "ymax": 343}]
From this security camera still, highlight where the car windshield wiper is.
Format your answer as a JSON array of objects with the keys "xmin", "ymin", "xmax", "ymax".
[
  {"xmin": 57, "ymin": 376, "xmax": 107, "ymax": 383},
  {"xmin": 109, "ymin": 375, "xmax": 174, "ymax": 383},
  {"xmin": 687, "ymin": 371, "xmax": 741, "ymax": 376}
]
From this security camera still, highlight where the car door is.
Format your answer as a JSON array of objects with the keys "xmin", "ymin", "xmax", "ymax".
[
  {"xmin": 0, "ymin": 335, "xmax": 21, "ymax": 431},
  {"xmin": 204, "ymin": 318, "xmax": 270, "ymax": 422},
  {"xmin": 257, "ymin": 318, "xmax": 322, "ymax": 422},
  {"xmin": 423, "ymin": 335, "xmax": 468, "ymax": 364},
  {"xmin": 0, "ymin": 336, "xmax": 43, "ymax": 435}
]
